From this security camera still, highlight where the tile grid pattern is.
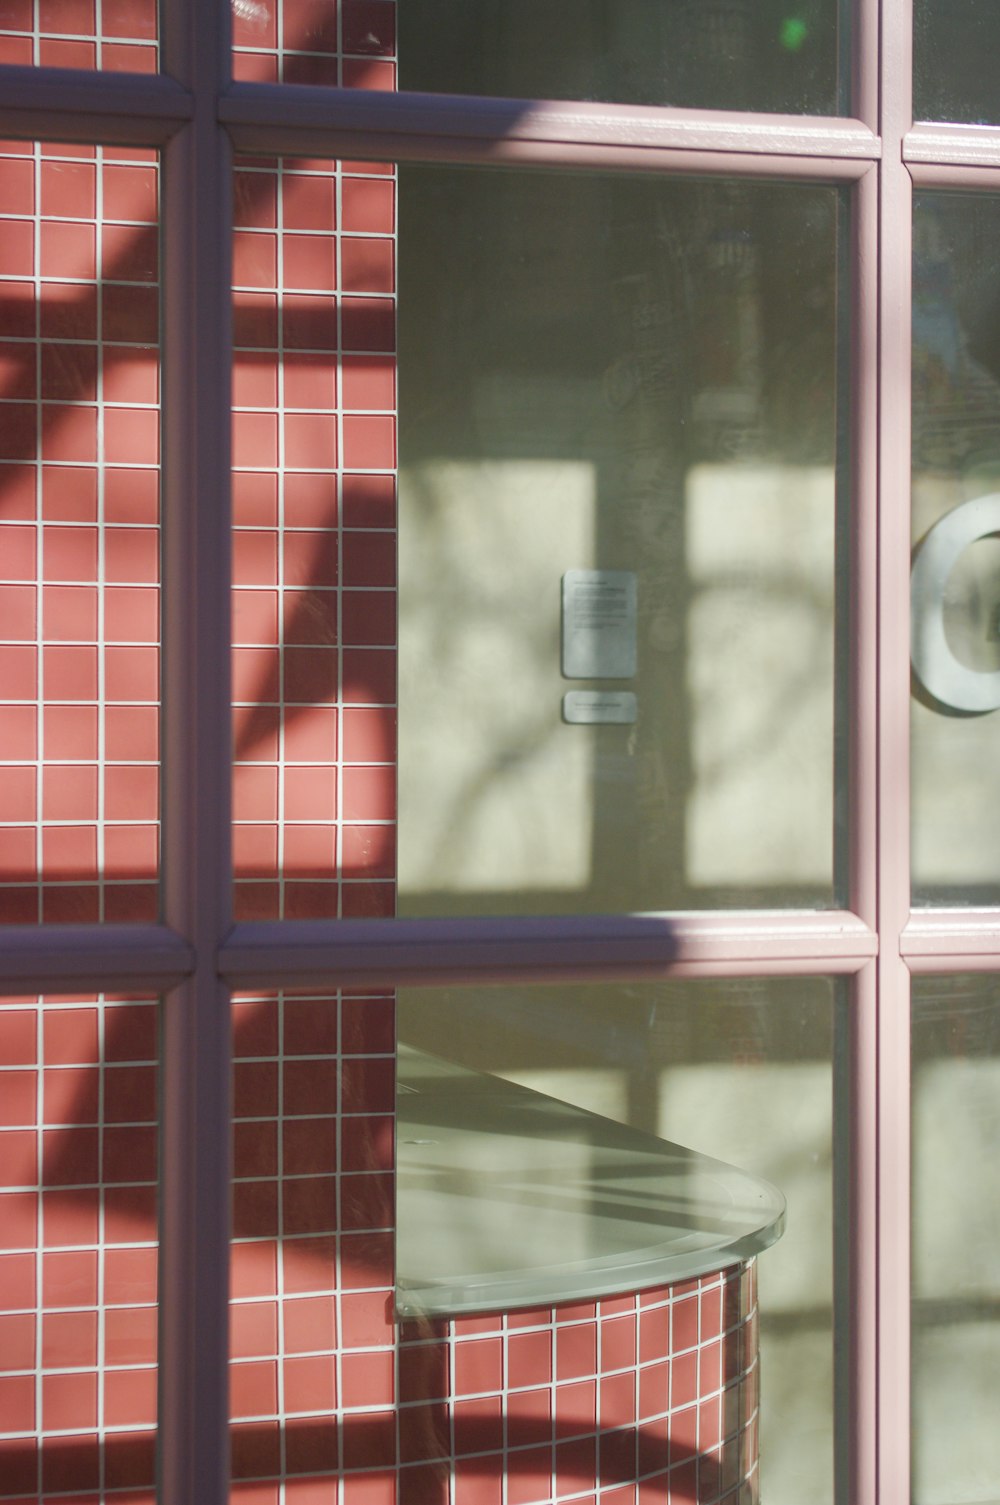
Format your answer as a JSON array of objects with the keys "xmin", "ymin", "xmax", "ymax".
[
  {"xmin": 0, "ymin": 993, "xmax": 160, "ymax": 1501},
  {"xmin": 232, "ymin": 0, "xmax": 396, "ymax": 91},
  {"xmin": 0, "ymin": 139, "xmax": 161, "ymax": 926},
  {"xmin": 232, "ymin": 152, "xmax": 397, "ymax": 927},
  {"xmin": 0, "ymin": 1, "xmax": 157, "ymax": 71}
]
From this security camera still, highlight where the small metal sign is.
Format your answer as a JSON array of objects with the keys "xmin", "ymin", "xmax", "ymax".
[
  {"xmin": 562, "ymin": 690, "xmax": 637, "ymax": 725},
  {"xmin": 561, "ymin": 569, "xmax": 637, "ymax": 679}
]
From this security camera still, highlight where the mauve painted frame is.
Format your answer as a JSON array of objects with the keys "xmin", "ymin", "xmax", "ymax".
[{"xmin": 3, "ymin": 0, "xmax": 1000, "ymax": 1500}]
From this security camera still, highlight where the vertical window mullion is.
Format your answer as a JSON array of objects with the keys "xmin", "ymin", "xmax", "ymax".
[
  {"xmin": 158, "ymin": 3, "xmax": 235, "ymax": 1504},
  {"xmin": 877, "ymin": 1, "xmax": 915, "ymax": 1502}
]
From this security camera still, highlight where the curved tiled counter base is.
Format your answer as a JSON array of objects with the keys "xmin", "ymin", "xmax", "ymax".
[{"xmin": 394, "ymin": 1261, "xmax": 760, "ymax": 1505}]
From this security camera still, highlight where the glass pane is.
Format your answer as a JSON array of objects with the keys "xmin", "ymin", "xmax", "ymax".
[
  {"xmin": 0, "ymin": 0, "xmax": 157, "ymax": 72},
  {"xmin": 399, "ymin": 168, "xmax": 843, "ymax": 916},
  {"xmin": 237, "ymin": 0, "xmax": 845, "ymax": 113},
  {"xmin": 0, "ymin": 992, "xmax": 160, "ymax": 1498},
  {"xmin": 914, "ymin": 0, "xmax": 1000, "ymax": 125},
  {"xmin": 911, "ymin": 194, "xmax": 1000, "ymax": 903},
  {"xmin": 396, "ymin": 976, "xmax": 840, "ymax": 1505},
  {"xmin": 231, "ymin": 155, "xmax": 396, "ymax": 923},
  {"xmin": 0, "ymin": 142, "xmax": 161, "ymax": 924},
  {"xmin": 912, "ymin": 975, "xmax": 1000, "ymax": 1504}
]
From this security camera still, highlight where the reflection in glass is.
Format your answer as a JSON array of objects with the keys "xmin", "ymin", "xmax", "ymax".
[
  {"xmin": 400, "ymin": 0, "xmax": 844, "ymax": 116},
  {"xmin": 399, "ymin": 168, "xmax": 843, "ymax": 916},
  {"xmin": 912, "ymin": 976, "xmax": 1000, "ymax": 1504},
  {"xmin": 912, "ymin": 194, "xmax": 1000, "ymax": 903},
  {"xmin": 398, "ymin": 975, "xmax": 839, "ymax": 1505},
  {"xmin": 915, "ymin": 0, "xmax": 1000, "ymax": 126}
]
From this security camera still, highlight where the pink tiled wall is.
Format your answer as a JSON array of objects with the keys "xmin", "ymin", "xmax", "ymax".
[
  {"xmin": 0, "ymin": 140, "xmax": 161, "ymax": 926},
  {"xmin": 0, "ymin": 2, "xmax": 157, "ymax": 71}
]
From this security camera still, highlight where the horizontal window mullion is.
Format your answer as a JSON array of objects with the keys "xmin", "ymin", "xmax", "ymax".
[
  {"xmin": 220, "ymin": 82, "xmax": 880, "ymax": 172},
  {"xmin": 219, "ymin": 911, "xmax": 877, "ymax": 990},
  {"xmin": 0, "ymin": 63, "xmax": 192, "ymax": 143},
  {"xmin": 906, "ymin": 122, "xmax": 1000, "ymax": 171},
  {"xmin": 0, "ymin": 923, "xmax": 193, "ymax": 994},
  {"xmin": 903, "ymin": 911, "xmax": 1000, "ymax": 970}
]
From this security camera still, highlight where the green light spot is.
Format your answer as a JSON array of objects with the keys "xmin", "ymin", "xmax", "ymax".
[{"xmin": 780, "ymin": 15, "xmax": 808, "ymax": 50}]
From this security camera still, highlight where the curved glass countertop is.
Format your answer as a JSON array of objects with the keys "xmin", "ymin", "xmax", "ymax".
[{"xmin": 396, "ymin": 1046, "xmax": 786, "ymax": 1318}]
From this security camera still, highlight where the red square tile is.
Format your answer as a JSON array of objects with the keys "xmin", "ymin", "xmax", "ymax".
[
  {"xmin": 340, "ymin": 1057, "xmax": 394, "ymax": 1114},
  {"xmin": 103, "ymin": 526, "xmax": 158, "ymax": 583},
  {"xmin": 282, "ymin": 589, "xmax": 337, "ymax": 646},
  {"xmin": 42, "ymin": 1008, "xmax": 97, "ymax": 1066},
  {"xmin": 600, "ymin": 1371, "xmax": 636, "ymax": 1428},
  {"xmin": 282, "ymin": 705, "xmax": 337, "ymax": 760},
  {"xmin": 283, "ymin": 1059, "xmax": 338, "ymax": 1115},
  {"xmin": 341, "ymin": 179, "xmax": 394, "ymax": 235},
  {"xmin": 2, "ymin": 706, "xmax": 37, "ymax": 761},
  {"xmin": 43, "ymin": 1370, "xmax": 97, "ymax": 1431},
  {"xmin": 0, "ymin": 1373, "xmax": 35, "ymax": 1433},
  {"xmin": 639, "ymin": 1361, "xmax": 668, "ymax": 1421},
  {"xmin": 283, "ymin": 293, "xmax": 337, "ymax": 351},
  {"xmin": 556, "ymin": 1437, "xmax": 597, "ymax": 1491},
  {"xmin": 103, "ymin": 1246, "xmax": 157, "ymax": 1306},
  {"xmin": 103, "ymin": 283, "xmax": 158, "ymax": 342},
  {"xmin": 341, "ymin": 1471, "xmax": 396, "ymax": 1505},
  {"xmin": 103, "ymin": 1122, "xmax": 156, "ymax": 1182},
  {"xmin": 283, "ymin": 234, "xmax": 336, "ymax": 293},
  {"xmin": 282, "ymin": 1175, "xmax": 337, "ymax": 1237},
  {"xmin": 341, "ymin": 354, "xmax": 394, "ymax": 412},
  {"xmin": 0, "ymin": 1070, "xmax": 36, "ymax": 1128},
  {"xmin": 670, "ymin": 1297, "xmax": 698, "ymax": 1354},
  {"xmin": 342, "ymin": 765, "xmax": 394, "ymax": 822},
  {"xmin": 104, "ymin": 644, "xmax": 159, "ymax": 700},
  {"xmin": 342, "ymin": 415, "xmax": 394, "ymax": 470},
  {"xmin": 340, "ymin": 996, "xmax": 394, "ymax": 1055},
  {"xmin": 230, "ymin": 1239, "xmax": 279, "ymax": 1301},
  {"xmin": 284, "ymin": 645, "xmax": 338, "ymax": 703},
  {"xmin": 283, "ymin": 353, "xmax": 336, "ymax": 411},
  {"xmin": 102, "ymin": 163, "xmax": 158, "ymax": 222},
  {"xmin": 233, "ymin": 351, "xmax": 278, "ymax": 409},
  {"xmin": 454, "ymin": 1336, "xmax": 502, "ymax": 1398},
  {"xmin": 233, "ymin": 1120, "xmax": 278, "ymax": 1180},
  {"xmin": 43, "ymin": 1248, "xmax": 98, "ymax": 1308},
  {"xmin": 340, "ymin": 1230, "xmax": 393, "ymax": 1292},
  {"xmin": 341, "ymin": 1407, "xmax": 396, "ymax": 1471},
  {"xmin": 341, "ymin": 237, "xmax": 394, "ymax": 295},
  {"xmin": 0, "ymin": 1012, "xmax": 36, "ymax": 1069},
  {"xmin": 0, "ymin": 582, "xmax": 36, "ymax": 638},
  {"xmin": 233, "ymin": 229, "xmax": 277, "ymax": 289},
  {"xmin": 0, "ymin": 1250, "xmax": 36, "ymax": 1307},
  {"xmin": 285, "ymin": 473, "xmax": 338, "ymax": 528},
  {"xmin": 341, "ymin": 1349, "xmax": 394, "ymax": 1409},
  {"xmin": 340, "ymin": 1289, "xmax": 394, "ymax": 1350},
  {"xmin": 283, "ymin": 1294, "xmax": 337, "ymax": 1353},
  {"xmin": 233, "ymin": 411, "xmax": 278, "ymax": 469},
  {"xmin": 508, "ymin": 1329, "xmax": 552, "ymax": 1390},
  {"xmin": 282, "ymin": 174, "xmax": 335, "ymax": 233},
  {"xmin": 104, "ymin": 1303, "xmax": 157, "ymax": 1366},
  {"xmin": 233, "ymin": 1060, "xmax": 278, "ymax": 1118},
  {"xmin": 42, "ymin": 643, "xmax": 97, "ymax": 700},
  {"xmin": 340, "ymin": 1114, "xmax": 393, "ymax": 1173},
  {"xmin": 40, "ymin": 220, "xmax": 96, "ymax": 280},
  {"xmin": 42, "ymin": 764, "xmax": 97, "ymax": 822},
  {"xmin": 0, "ymin": 157, "xmax": 36, "ymax": 216},
  {"xmin": 283, "ymin": 529, "xmax": 337, "ymax": 588},
  {"xmin": 42, "ymin": 1064, "xmax": 99, "ymax": 1123},
  {"xmin": 340, "ymin": 824, "xmax": 395, "ymax": 882},
  {"xmin": 453, "ymin": 1460, "xmax": 501, "ymax": 1505},
  {"xmin": 342, "ymin": 532, "xmax": 395, "ymax": 588},
  {"xmin": 341, "ymin": 589, "xmax": 394, "ymax": 646},
  {"xmin": 104, "ymin": 764, "xmax": 158, "ymax": 821},
  {"xmin": 42, "ymin": 403, "xmax": 99, "ymax": 464},
  {"xmin": 284, "ymin": 1354, "xmax": 337, "ymax": 1415},
  {"xmin": 102, "ymin": 221, "xmax": 159, "ymax": 282},
  {"xmin": 341, "ymin": 296, "xmax": 395, "ymax": 354},
  {"xmin": 103, "ymin": 1182, "xmax": 156, "ymax": 1245},
  {"xmin": 230, "ymin": 1358, "xmax": 278, "ymax": 1419},
  {"xmin": 103, "ymin": 470, "xmax": 158, "ymax": 526},
  {"xmin": 0, "ymin": 1311, "xmax": 35, "ymax": 1372},
  {"xmin": 281, "ymin": 1240, "xmax": 340, "ymax": 1300},
  {"xmin": 104, "ymin": 406, "xmax": 159, "ymax": 466},
  {"xmin": 234, "ymin": 290, "xmax": 279, "ymax": 348},
  {"xmin": 0, "ymin": 1128, "xmax": 35, "ymax": 1189},
  {"xmin": 42, "ymin": 1185, "xmax": 97, "ymax": 1251},
  {"xmin": 43, "ymin": 704, "xmax": 98, "ymax": 759},
  {"xmin": 234, "ymin": 170, "xmax": 277, "ymax": 230},
  {"xmin": 284, "ymin": 412, "xmax": 336, "ymax": 470},
  {"xmin": 282, "ymin": 1117, "xmax": 337, "ymax": 1176},
  {"xmin": 231, "ymin": 1299, "xmax": 278, "ymax": 1361},
  {"xmin": 670, "ymin": 1351, "xmax": 699, "ymax": 1412},
  {"xmin": 341, "ymin": 481, "xmax": 391, "ymax": 535},
  {"xmin": 231, "ymin": 1418, "xmax": 280, "ymax": 1480},
  {"xmin": 507, "ymin": 1385, "xmax": 552, "ymax": 1450}
]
